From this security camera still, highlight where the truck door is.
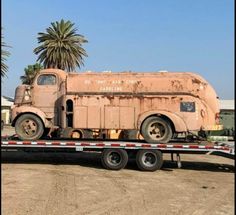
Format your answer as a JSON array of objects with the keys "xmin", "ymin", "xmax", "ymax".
[{"xmin": 32, "ymin": 73, "xmax": 59, "ymax": 122}]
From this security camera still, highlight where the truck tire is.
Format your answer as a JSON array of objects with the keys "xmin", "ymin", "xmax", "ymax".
[
  {"xmin": 118, "ymin": 130, "xmax": 144, "ymax": 140},
  {"xmin": 136, "ymin": 149, "xmax": 163, "ymax": 171},
  {"xmin": 141, "ymin": 116, "xmax": 173, "ymax": 143},
  {"xmin": 101, "ymin": 149, "xmax": 128, "ymax": 170},
  {"xmin": 15, "ymin": 114, "xmax": 44, "ymax": 140},
  {"xmin": 62, "ymin": 128, "xmax": 93, "ymax": 139}
]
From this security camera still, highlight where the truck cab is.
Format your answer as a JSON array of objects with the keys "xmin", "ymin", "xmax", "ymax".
[{"xmin": 11, "ymin": 69, "xmax": 67, "ymax": 140}]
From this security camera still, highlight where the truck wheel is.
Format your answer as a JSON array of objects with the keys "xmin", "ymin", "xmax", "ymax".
[
  {"xmin": 62, "ymin": 128, "xmax": 93, "ymax": 139},
  {"xmin": 15, "ymin": 114, "xmax": 44, "ymax": 140},
  {"xmin": 101, "ymin": 149, "xmax": 128, "ymax": 170},
  {"xmin": 141, "ymin": 116, "xmax": 173, "ymax": 143},
  {"xmin": 136, "ymin": 149, "xmax": 163, "ymax": 171},
  {"xmin": 82, "ymin": 130, "xmax": 93, "ymax": 139},
  {"xmin": 119, "ymin": 130, "xmax": 143, "ymax": 140}
]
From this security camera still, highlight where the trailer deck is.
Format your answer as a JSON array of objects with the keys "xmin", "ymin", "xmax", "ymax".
[{"xmin": 1, "ymin": 135, "xmax": 234, "ymax": 171}]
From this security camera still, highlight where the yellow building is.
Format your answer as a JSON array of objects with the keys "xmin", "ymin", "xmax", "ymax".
[{"xmin": 1, "ymin": 96, "xmax": 14, "ymax": 125}]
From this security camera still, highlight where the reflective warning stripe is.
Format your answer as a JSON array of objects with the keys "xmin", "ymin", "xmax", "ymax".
[{"xmin": 1, "ymin": 140, "xmax": 231, "ymax": 151}]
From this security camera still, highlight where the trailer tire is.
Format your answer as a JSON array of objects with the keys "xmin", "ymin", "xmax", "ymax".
[
  {"xmin": 101, "ymin": 149, "xmax": 128, "ymax": 170},
  {"xmin": 15, "ymin": 114, "xmax": 44, "ymax": 140},
  {"xmin": 141, "ymin": 116, "xmax": 173, "ymax": 143},
  {"xmin": 136, "ymin": 149, "xmax": 163, "ymax": 171}
]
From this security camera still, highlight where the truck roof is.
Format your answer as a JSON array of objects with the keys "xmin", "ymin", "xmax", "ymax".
[
  {"xmin": 39, "ymin": 70, "xmax": 218, "ymax": 108},
  {"xmin": 39, "ymin": 68, "xmax": 205, "ymax": 81}
]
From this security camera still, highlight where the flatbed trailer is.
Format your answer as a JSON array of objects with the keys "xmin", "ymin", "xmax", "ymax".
[{"xmin": 1, "ymin": 136, "xmax": 234, "ymax": 171}]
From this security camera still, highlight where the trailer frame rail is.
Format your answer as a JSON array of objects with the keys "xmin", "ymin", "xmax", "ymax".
[{"xmin": 1, "ymin": 137, "xmax": 234, "ymax": 171}]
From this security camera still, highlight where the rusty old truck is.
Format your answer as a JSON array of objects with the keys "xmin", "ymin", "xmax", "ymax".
[{"xmin": 11, "ymin": 69, "xmax": 223, "ymax": 143}]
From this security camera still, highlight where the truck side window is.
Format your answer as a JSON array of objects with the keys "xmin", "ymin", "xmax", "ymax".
[
  {"xmin": 66, "ymin": 100, "xmax": 73, "ymax": 112},
  {"xmin": 37, "ymin": 74, "xmax": 56, "ymax": 85}
]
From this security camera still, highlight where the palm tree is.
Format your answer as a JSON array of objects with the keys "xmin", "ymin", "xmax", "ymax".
[
  {"xmin": 34, "ymin": 19, "xmax": 88, "ymax": 72},
  {"xmin": 20, "ymin": 63, "xmax": 43, "ymax": 85},
  {"xmin": 1, "ymin": 29, "xmax": 11, "ymax": 78}
]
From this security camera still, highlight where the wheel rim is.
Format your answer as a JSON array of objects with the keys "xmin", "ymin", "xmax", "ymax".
[
  {"xmin": 20, "ymin": 119, "xmax": 38, "ymax": 137},
  {"xmin": 71, "ymin": 131, "xmax": 82, "ymax": 138},
  {"xmin": 147, "ymin": 121, "xmax": 167, "ymax": 141},
  {"xmin": 107, "ymin": 152, "xmax": 122, "ymax": 166},
  {"xmin": 142, "ymin": 152, "xmax": 157, "ymax": 167}
]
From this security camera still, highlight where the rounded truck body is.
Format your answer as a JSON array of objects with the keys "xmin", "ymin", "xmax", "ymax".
[{"xmin": 11, "ymin": 69, "xmax": 222, "ymax": 142}]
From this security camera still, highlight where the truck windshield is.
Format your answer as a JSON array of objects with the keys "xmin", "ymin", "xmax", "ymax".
[{"xmin": 37, "ymin": 74, "xmax": 56, "ymax": 85}]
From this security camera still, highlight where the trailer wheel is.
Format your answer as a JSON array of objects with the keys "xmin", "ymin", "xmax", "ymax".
[
  {"xmin": 136, "ymin": 150, "xmax": 163, "ymax": 171},
  {"xmin": 101, "ymin": 149, "xmax": 128, "ymax": 170},
  {"xmin": 15, "ymin": 114, "xmax": 44, "ymax": 140},
  {"xmin": 141, "ymin": 116, "xmax": 173, "ymax": 143}
]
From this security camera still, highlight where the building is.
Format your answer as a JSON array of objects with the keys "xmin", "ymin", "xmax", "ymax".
[
  {"xmin": 207, "ymin": 99, "xmax": 234, "ymax": 139},
  {"xmin": 218, "ymin": 100, "xmax": 234, "ymax": 137},
  {"xmin": 219, "ymin": 100, "xmax": 234, "ymax": 110},
  {"xmin": 1, "ymin": 96, "xmax": 14, "ymax": 125}
]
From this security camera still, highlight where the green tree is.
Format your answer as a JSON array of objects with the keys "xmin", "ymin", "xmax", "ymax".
[
  {"xmin": 34, "ymin": 19, "xmax": 88, "ymax": 72},
  {"xmin": 20, "ymin": 63, "xmax": 43, "ymax": 85},
  {"xmin": 1, "ymin": 29, "xmax": 11, "ymax": 78}
]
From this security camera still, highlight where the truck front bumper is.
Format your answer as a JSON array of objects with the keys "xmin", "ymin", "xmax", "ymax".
[{"xmin": 202, "ymin": 124, "xmax": 224, "ymax": 131}]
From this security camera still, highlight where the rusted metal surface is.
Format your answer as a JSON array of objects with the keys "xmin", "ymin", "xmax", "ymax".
[{"xmin": 11, "ymin": 69, "xmax": 222, "ymax": 134}]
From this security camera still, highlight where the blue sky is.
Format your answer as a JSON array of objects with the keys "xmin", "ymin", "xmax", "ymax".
[{"xmin": 2, "ymin": 0, "xmax": 234, "ymax": 99}]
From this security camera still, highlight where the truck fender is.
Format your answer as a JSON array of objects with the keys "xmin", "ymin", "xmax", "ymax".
[
  {"xmin": 137, "ymin": 110, "xmax": 187, "ymax": 132},
  {"xmin": 11, "ymin": 106, "xmax": 48, "ymax": 127}
]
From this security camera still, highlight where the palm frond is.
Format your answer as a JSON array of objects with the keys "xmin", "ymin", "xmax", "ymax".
[
  {"xmin": 21, "ymin": 63, "xmax": 43, "ymax": 84},
  {"xmin": 34, "ymin": 19, "xmax": 88, "ymax": 72},
  {"xmin": 1, "ymin": 30, "xmax": 11, "ymax": 78}
]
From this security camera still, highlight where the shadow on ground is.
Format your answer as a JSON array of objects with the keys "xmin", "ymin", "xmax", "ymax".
[{"xmin": 1, "ymin": 150, "xmax": 234, "ymax": 173}]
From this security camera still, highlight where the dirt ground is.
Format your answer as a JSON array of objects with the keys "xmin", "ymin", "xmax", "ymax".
[
  {"xmin": 1, "ymin": 126, "xmax": 235, "ymax": 215},
  {"xmin": 1, "ymin": 151, "xmax": 234, "ymax": 215}
]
